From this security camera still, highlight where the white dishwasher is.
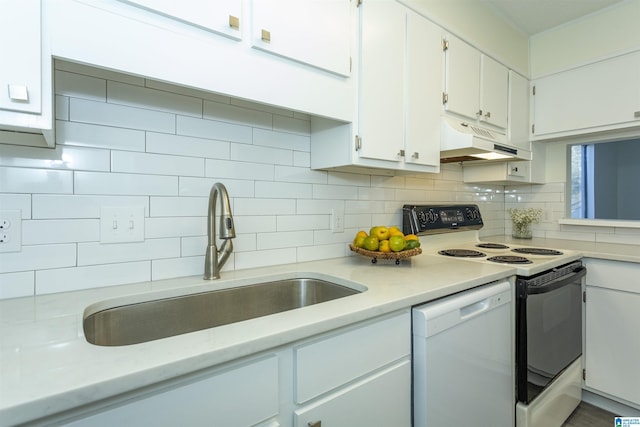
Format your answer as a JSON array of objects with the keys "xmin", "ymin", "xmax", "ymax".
[{"xmin": 413, "ymin": 280, "xmax": 514, "ymax": 427}]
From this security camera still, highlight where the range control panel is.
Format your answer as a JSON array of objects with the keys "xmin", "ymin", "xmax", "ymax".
[{"xmin": 402, "ymin": 204, "xmax": 483, "ymax": 235}]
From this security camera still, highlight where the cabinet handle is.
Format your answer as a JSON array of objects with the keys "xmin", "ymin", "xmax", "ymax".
[
  {"xmin": 397, "ymin": 149, "xmax": 405, "ymax": 157},
  {"xmin": 411, "ymin": 152, "xmax": 419, "ymax": 159},
  {"xmin": 476, "ymin": 109, "xmax": 483, "ymax": 116},
  {"xmin": 308, "ymin": 422, "xmax": 322, "ymax": 427},
  {"xmin": 634, "ymin": 111, "xmax": 640, "ymax": 118},
  {"xmin": 228, "ymin": 15, "xmax": 239, "ymax": 30},
  {"xmin": 8, "ymin": 84, "xmax": 29, "ymax": 102},
  {"xmin": 261, "ymin": 29, "xmax": 271, "ymax": 42},
  {"xmin": 484, "ymin": 111, "xmax": 491, "ymax": 119}
]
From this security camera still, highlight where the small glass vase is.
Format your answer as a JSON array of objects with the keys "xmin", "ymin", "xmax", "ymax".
[{"xmin": 512, "ymin": 222, "xmax": 532, "ymax": 239}]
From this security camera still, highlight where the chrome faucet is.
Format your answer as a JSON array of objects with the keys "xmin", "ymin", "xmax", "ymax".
[{"xmin": 204, "ymin": 182, "xmax": 236, "ymax": 280}]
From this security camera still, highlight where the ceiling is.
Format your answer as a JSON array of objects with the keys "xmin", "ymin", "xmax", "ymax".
[{"xmin": 480, "ymin": 0, "xmax": 625, "ymax": 35}]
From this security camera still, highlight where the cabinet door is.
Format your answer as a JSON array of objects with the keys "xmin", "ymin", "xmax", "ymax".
[
  {"xmin": 118, "ymin": 0, "xmax": 243, "ymax": 40},
  {"xmin": 357, "ymin": 0, "xmax": 405, "ymax": 162},
  {"xmin": 66, "ymin": 355, "xmax": 279, "ymax": 427},
  {"xmin": 404, "ymin": 10, "xmax": 442, "ymax": 168},
  {"xmin": 508, "ymin": 71, "xmax": 530, "ymax": 150},
  {"xmin": 0, "ymin": 0, "xmax": 41, "ymax": 114},
  {"xmin": 251, "ymin": 0, "xmax": 351, "ymax": 77},
  {"xmin": 293, "ymin": 360, "xmax": 411, "ymax": 427},
  {"xmin": 585, "ymin": 286, "xmax": 640, "ymax": 406},
  {"xmin": 444, "ymin": 35, "xmax": 480, "ymax": 121},
  {"xmin": 533, "ymin": 51, "xmax": 640, "ymax": 137},
  {"xmin": 481, "ymin": 55, "xmax": 508, "ymax": 129}
]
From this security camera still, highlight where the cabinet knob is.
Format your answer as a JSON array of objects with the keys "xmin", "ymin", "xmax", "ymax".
[
  {"xmin": 397, "ymin": 150, "xmax": 405, "ymax": 157},
  {"xmin": 634, "ymin": 111, "xmax": 640, "ymax": 118},
  {"xmin": 308, "ymin": 422, "xmax": 322, "ymax": 427},
  {"xmin": 261, "ymin": 29, "xmax": 271, "ymax": 42},
  {"xmin": 228, "ymin": 15, "xmax": 239, "ymax": 30},
  {"xmin": 484, "ymin": 111, "xmax": 491, "ymax": 119},
  {"xmin": 8, "ymin": 84, "xmax": 29, "ymax": 102},
  {"xmin": 476, "ymin": 109, "xmax": 483, "ymax": 116},
  {"xmin": 411, "ymin": 152, "xmax": 419, "ymax": 159}
]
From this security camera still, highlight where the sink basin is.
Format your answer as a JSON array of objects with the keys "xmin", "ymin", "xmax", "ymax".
[{"xmin": 83, "ymin": 278, "xmax": 362, "ymax": 346}]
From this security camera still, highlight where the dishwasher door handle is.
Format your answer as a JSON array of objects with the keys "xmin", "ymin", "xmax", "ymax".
[{"xmin": 460, "ymin": 298, "xmax": 490, "ymax": 320}]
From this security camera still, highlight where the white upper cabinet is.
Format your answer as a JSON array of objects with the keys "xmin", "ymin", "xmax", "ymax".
[
  {"xmin": 532, "ymin": 51, "xmax": 640, "ymax": 139},
  {"xmin": 310, "ymin": 1, "xmax": 441, "ymax": 174},
  {"xmin": 0, "ymin": 0, "xmax": 54, "ymax": 146},
  {"xmin": 508, "ymin": 71, "xmax": 530, "ymax": 150},
  {"xmin": 118, "ymin": 0, "xmax": 243, "ymax": 40},
  {"xmin": 250, "ymin": 0, "xmax": 352, "ymax": 77},
  {"xmin": 444, "ymin": 35, "xmax": 508, "ymax": 129}
]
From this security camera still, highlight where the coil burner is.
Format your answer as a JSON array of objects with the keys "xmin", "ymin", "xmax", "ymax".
[
  {"xmin": 476, "ymin": 243, "xmax": 510, "ymax": 249},
  {"xmin": 486, "ymin": 255, "xmax": 533, "ymax": 264},
  {"xmin": 438, "ymin": 249, "xmax": 486, "ymax": 258},
  {"xmin": 512, "ymin": 248, "xmax": 563, "ymax": 256}
]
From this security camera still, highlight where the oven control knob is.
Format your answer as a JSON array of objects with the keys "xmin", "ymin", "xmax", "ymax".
[
  {"xmin": 417, "ymin": 210, "xmax": 428, "ymax": 226},
  {"xmin": 426, "ymin": 209, "xmax": 437, "ymax": 223},
  {"xmin": 466, "ymin": 208, "xmax": 479, "ymax": 220}
]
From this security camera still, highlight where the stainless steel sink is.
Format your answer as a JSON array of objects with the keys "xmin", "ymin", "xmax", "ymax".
[{"xmin": 83, "ymin": 278, "xmax": 362, "ymax": 346}]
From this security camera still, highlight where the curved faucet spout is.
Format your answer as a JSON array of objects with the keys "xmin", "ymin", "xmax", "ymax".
[{"xmin": 204, "ymin": 183, "xmax": 236, "ymax": 280}]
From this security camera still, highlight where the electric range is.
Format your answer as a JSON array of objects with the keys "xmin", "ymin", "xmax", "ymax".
[{"xmin": 402, "ymin": 204, "xmax": 581, "ymax": 275}]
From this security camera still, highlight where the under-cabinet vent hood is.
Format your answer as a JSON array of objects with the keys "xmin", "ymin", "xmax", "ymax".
[{"xmin": 440, "ymin": 116, "xmax": 531, "ymax": 163}]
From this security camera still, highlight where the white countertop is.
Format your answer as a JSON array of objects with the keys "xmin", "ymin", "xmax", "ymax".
[
  {"xmin": 2, "ymin": 237, "xmax": 638, "ymax": 426},
  {"xmin": 0, "ymin": 254, "xmax": 514, "ymax": 426}
]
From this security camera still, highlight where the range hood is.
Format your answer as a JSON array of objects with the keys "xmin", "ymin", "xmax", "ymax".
[{"xmin": 440, "ymin": 116, "xmax": 531, "ymax": 163}]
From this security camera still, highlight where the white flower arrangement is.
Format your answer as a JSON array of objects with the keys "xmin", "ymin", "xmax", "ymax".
[{"xmin": 508, "ymin": 207, "xmax": 543, "ymax": 238}]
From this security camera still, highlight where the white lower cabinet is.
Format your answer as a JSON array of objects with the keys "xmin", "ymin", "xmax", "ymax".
[
  {"xmin": 583, "ymin": 258, "xmax": 640, "ymax": 409},
  {"xmin": 53, "ymin": 310, "xmax": 411, "ymax": 427}
]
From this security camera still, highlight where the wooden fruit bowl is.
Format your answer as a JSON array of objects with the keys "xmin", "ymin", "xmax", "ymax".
[{"xmin": 349, "ymin": 244, "xmax": 422, "ymax": 265}]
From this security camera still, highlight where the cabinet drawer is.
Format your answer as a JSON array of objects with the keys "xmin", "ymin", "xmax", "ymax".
[
  {"xmin": 294, "ymin": 310, "xmax": 410, "ymax": 403},
  {"xmin": 293, "ymin": 360, "xmax": 411, "ymax": 427},
  {"xmin": 584, "ymin": 258, "xmax": 640, "ymax": 293}
]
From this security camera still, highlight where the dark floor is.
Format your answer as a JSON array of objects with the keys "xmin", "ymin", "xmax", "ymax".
[{"xmin": 562, "ymin": 401, "xmax": 617, "ymax": 427}]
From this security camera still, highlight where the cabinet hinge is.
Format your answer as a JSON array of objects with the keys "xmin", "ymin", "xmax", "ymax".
[
  {"xmin": 531, "ymin": 124, "xmax": 535, "ymax": 134},
  {"xmin": 532, "ymin": 85, "xmax": 536, "ymax": 96},
  {"xmin": 582, "ymin": 369, "xmax": 586, "ymax": 381},
  {"xmin": 583, "ymin": 290, "xmax": 586, "ymax": 303},
  {"xmin": 356, "ymin": 0, "xmax": 362, "ymax": 7},
  {"xmin": 355, "ymin": 135, "xmax": 362, "ymax": 151},
  {"xmin": 442, "ymin": 38, "xmax": 449, "ymax": 51},
  {"xmin": 442, "ymin": 92, "xmax": 448, "ymax": 105}
]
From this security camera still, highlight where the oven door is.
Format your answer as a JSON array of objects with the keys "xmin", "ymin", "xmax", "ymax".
[{"xmin": 516, "ymin": 263, "xmax": 586, "ymax": 404}]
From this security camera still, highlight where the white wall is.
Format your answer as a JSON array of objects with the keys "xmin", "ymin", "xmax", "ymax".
[
  {"xmin": 530, "ymin": 0, "xmax": 640, "ymax": 78},
  {"xmin": 0, "ymin": 61, "xmax": 506, "ymax": 299}
]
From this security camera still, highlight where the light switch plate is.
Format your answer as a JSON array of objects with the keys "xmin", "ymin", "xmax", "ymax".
[
  {"xmin": 0, "ymin": 210, "xmax": 22, "ymax": 253},
  {"xmin": 100, "ymin": 206, "xmax": 145, "ymax": 244}
]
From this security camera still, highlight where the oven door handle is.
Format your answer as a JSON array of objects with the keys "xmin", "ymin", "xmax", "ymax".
[{"xmin": 526, "ymin": 266, "xmax": 586, "ymax": 295}]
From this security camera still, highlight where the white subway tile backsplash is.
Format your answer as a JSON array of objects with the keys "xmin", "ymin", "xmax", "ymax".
[
  {"xmin": 146, "ymin": 132, "xmax": 230, "ymax": 160},
  {"xmin": 253, "ymin": 128, "xmax": 310, "ymax": 151},
  {"xmin": 56, "ymin": 60, "xmax": 145, "ymax": 86},
  {"xmin": 111, "ymin": 150, "xmax": 204, "ymax": 177},
  {"xmin": 275, "ymin": 165, "xmax": 327, "ymax": 184},
  {"xmin": 57, "ymin": 120, "xmax": 146, "ymax": 152},
  {"xmin": 55, "ymin": 70, "xmax": 106, "ymax": 101},
  {"xmin": 181, "ymin": 236, "xmax": 207, "ymax": 257},
  {"xmin": 0, "ymin": 272, "xmax": 34, "ymax": 298},
  {"xmin": 70, "ymin": 98, "xmax": 176, "ymax": 133},
  {"xmin": 257, "ymin": 231, "xmax": 313, "ymax": 250},
  {"xmin": 272, "ymin": 114, "xmax": 311, "ymax": 136},
  {"xmin": 234, "ymin": 198, "xmax": 296, "ymax": 216},
  {"xmin": 312, "ymin": 184, "xmax": 359, "ymax": 200},
  {"xmin": 150, "ymin": 197, "xmax": 207, "ymax": 217},
  {"xmin": 56, "ymin": 96, "xmax": 69, "ymax": 120},
  {"xmin": 0, "ymin": 167, "xmax": 73, "ymax": 194},
  {"xmin": 255, "ymin": 181, "xmax": 312, "ymax": 199},
  {"xmin": 293, "ymin": 151, "xmax": 311, "ymax": 168},
  {"xmin": 233, "ymin": 216, "xmax": 277, "ymax": 234},
  {"xmin": 35, "ymin": 262, "xmax": 151, "ymax": 295},
  {"xmin": 108, "ymin": 81, "xmax": 203, "ymax": 117},
  {"xmin": 145, "ymin": 217, "xmax": 205, "ymax": 239},
  {"xmin": 74, "ymin": 171, "xmax": 178, "ymax": 196},
  {"xmin": 177, "ymin": 115, "xmax": 252, "ymax": 144},
  {"xmin": 297, "ymin": 243, "xmax": 346, "ymax": 263},
  {"xmin": 0, "ymin": 244, "xmax": 76, "ymax": 274},
  {"xmin": 231, "ymin": 98, "xmax": 292, "ymax": 118},
  {"xmin": 78, "ymin": 238, "xmax": 180, "ymax": 265},
  {"xmin": 204, "ymin": 100, "xmax": 273, "ymax": 129},
  {"xmin": 206, "ymin": 158, "xmax": 274, "ymax": 181},
  {"xmin": 233, "ymin": 233, "xmax": 257, "ymax": 252},
  {"xmin": 22, "ymin": 219, "xmax": 99, "ymax": 245},
  {"xmin": 0, "ymin": 144, "xmax": 109, "ymax": 171},
  {"xmin": 230, "ymin": 142, "xmax": 293, "ymax": 166},
  {"xmin": 234, "ymin": 248, "xmax": 296, "ymax": 270},
  {"xmin": 152, "ymin": 256, "xmax": 203, "ymax": 281},
  {"xmin": 329, "ymin": 171, "xmax": 371, "ymax": 187},
  {"xmin": 276, "ymin": 215, "xmax": 328, "ymax": 232},
  {"xmin": 32, "ymin": 195, "xmax": 149, "ymax": 219},
  {"xmin": 296, "ymin": 199, "xmax": 344, "ymax": 215},
  {"xmin": 178, "ymin": 177, "xmax": 255, "ymax": 198},
  {"xmin": 0, "ymin": 194, "xmax": 31, "ymax": 218}
]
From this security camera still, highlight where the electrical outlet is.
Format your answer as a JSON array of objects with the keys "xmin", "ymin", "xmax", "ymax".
[
  {"xmin": 100, "ymin": 206, "xmax": 145, "ymax": 244},
  {"xmin": 0, "ymin": 210, "xmax": 22, "ymax": 253},
  {"xmin": 331, "ymin": 208, "xmax": 344, "ymax": 233}
]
